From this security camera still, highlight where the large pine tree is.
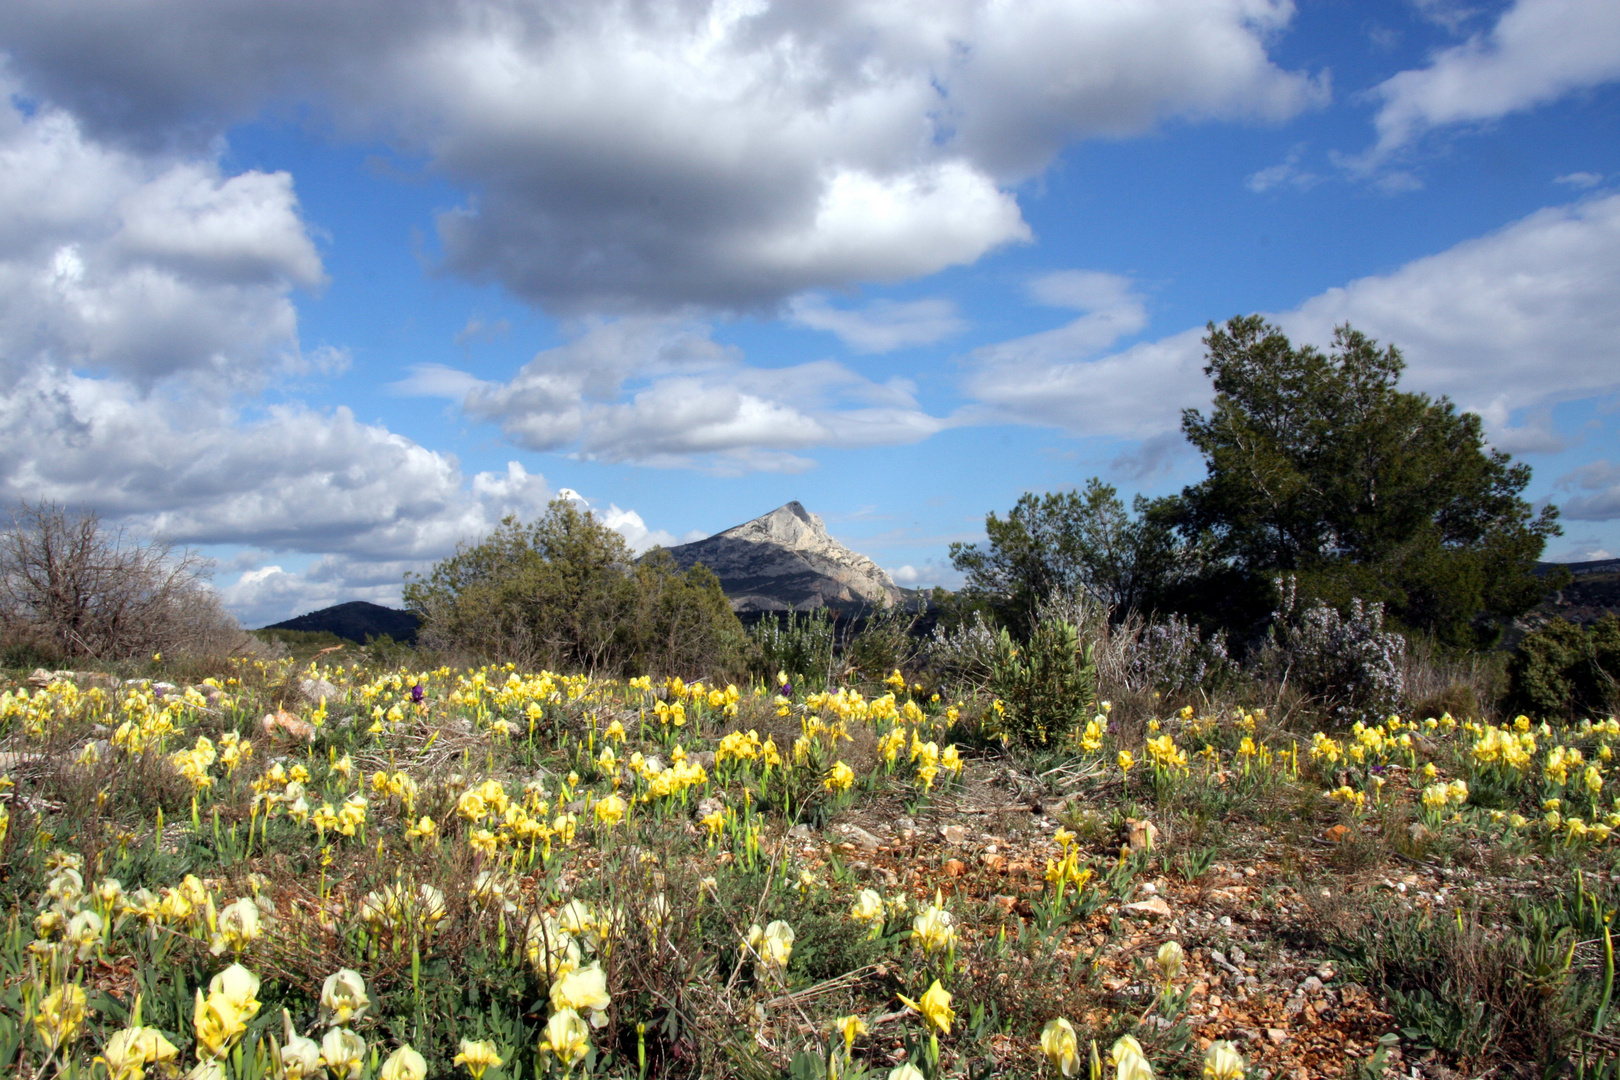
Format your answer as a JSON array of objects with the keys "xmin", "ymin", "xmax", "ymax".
[{"xmin": 1172, "ymin": 315, "xmax": 1561, "ymax": 646}]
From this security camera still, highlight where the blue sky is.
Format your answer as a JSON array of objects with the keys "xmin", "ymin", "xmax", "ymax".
[{"xmin": 1, "ymin": 0, "xmax": 1617, "ymax": 626}]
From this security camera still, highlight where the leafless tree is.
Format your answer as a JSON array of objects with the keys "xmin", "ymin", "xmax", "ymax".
[{"xmin": 0, "ymin": 500, "xmax": 248, "ymax": 662}]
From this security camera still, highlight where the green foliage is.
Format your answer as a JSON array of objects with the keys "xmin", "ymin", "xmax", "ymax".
[
  {"xmin": 948, "ymin": 480, "xmax": 1183, "ymax": 637},
  {"xmin": 841, "ymin": 609, "xmax": 923, "ymax": 684},
  {"xmin": 1509, "ymin": 616, "xmax": 1620, "ymax": 719},
  {"xmin": 745, "ymin": 610, "xmax": 836, "ymax": 688},
  {"xmin": 1335, "ymin": 897, "xmax": 1615, "ymax": 1072},
  {"xmin": 1173, "ymin": 316, "xmax": 1561, "ymax": 646},
  {"xmin": 403, "ymin": 498, "xmax": 743, "ymax": 677},
  {"xmin": 987, "ymin": 618, "xmax": 1095, "ymax": 745}
]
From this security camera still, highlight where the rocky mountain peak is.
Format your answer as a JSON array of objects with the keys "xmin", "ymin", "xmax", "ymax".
[
  {"xmin": 662, "ymin": 502, "xmax": 900, "ymax": 613},
  {"xmin": 719, "ymin": 501, "xmax": 824, "ymax": 547}
]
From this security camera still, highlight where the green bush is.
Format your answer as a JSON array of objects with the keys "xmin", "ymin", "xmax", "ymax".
[
  {"xmin": 988, "ymin": 618, "xmax": 1095, "ymax": 745},
  {"xmin": 1508, "ymin": 616, "xmax": 1620, "ymax": 720},
  {"xmin": 842, "ymin": 608, "xmax": 923, "ymax": 683},
  {"xmin": 745, "ymin": 609, "xmax": 836, "ymax": 688},
  {"xmin": 404, "ymin": 498, "xmax": 744, "ymax": 677}
]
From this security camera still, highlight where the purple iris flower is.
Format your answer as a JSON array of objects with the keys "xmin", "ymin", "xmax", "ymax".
[
  {"xmin": 410, "ymin": 683, "xmax": 424, "ymax": 704},
  {"xmin": 779, "ymin": 680, "xmax": 793, "ymax": 697}
]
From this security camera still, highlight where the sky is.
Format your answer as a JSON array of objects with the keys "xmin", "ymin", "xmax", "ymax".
[{"xmin": 1, "ymin": 0, "xmax": 1618, "ymax": 628}]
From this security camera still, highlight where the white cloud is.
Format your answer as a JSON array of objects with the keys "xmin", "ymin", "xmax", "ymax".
[
  {"xmin": 0, "ymin": 363, "xmax": 670, "ymax": 623},
  {"xmin": 400, "ymin": 317, "xmax": 947, "ymax": 472},
  {"xmin": 0, "ymin": 89, "xmax": 323, "ymax": 389},
  {"xmin": 1558, "ymin": 459, "xmax": 1620, "ymax": 520},
  {"xmin": 961, "ymin": 272, "xmax": 1179, "ymax": 436},
  {"xmin": 388, "ymin": 363, "xmax": 491, "ymax": 400},
  {"xmin": 1246, "ymin": 144, "xmax": 1321, "ymax": 193},
  {"xmin": 1279, "ymin": 194, "xmax": 1620, "ymax": 415},
  {"xmin": 0, "ymin": 0, "xmax": 1323, "ymax": 311},
  {"xmin": 1557, "ymin": 171, "xmax": 1606, "ymax": 188},
  {"xmin": 787, "ymin": 294, "xmax": 966, "ymax": 353},
  {"xmin": 888, "ymin": 560, "xmax": 962, "ymax": 589},
  {"xmin": 0, "ymin": 365, "xmax": 686, "ymax": 623},
  {"xmin": 595, "ymin": 505, "xmax": 680, "ymax": 554},
  {"xmin": 964, "ymin": 194, "xmax": 1620, "ymax": 447},
  {"xmin": 1369, "ymin": 0, "xmax": 1620, "ymax": 157},
  {"xmin": 219, "ymin": 556, "xmax": 421, "ymax": 629}
]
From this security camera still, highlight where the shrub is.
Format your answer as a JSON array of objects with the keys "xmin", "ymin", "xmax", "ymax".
[
  {"xmin": 1508, "ymin": 616, "xmax": 1620, "ymax": 720},
  {"xmin": 628, "ymin": 551, "xmax": 747, "ymax": 679},
  {"xmin": 745, "ymin": 609, "xmax": 836, "ymax": 688},
  {"xmin": 1263, "ymin": 577, "xmax": 1405, "ymax": 723},
  {"xmin": 988, "ymin": 617, "xmax": 1096, "ymax": 745},
  {"xmin": 927, "ymin": 610, "xmax": 1001, "ymax": 689},
  {"xmin": 404, "ymin": 498, "xmax": 745, "ymax": 677},
  {"xmin": 0, "ymin": 499, "xmax": 246, "ymax": 664},
  {"xmin": 841, "ymin": 608, "xmax": 924, "ymax": 683},
  {"xmin": 1125, "ymin": 613, "xmax": 1230, "ymax": 695}
]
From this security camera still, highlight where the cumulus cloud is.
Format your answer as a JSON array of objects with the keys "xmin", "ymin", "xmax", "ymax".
[
  {"xmin": 398, "ymin": 317, "xmax": 947, "ymax": 472},
  {"xmin": 0, "ymin": 88, "xmax": 323, "ymax": 388},
  {"xmin": 594, "ymin": 504, "xmax": 680, "ymax": 554},
  {"xmin": 787, "ymin": 294, "xmax": 966, "ymax": 353},
  {"xmin": 1558, "ymin": 460, "xmax": 1620, "ymax": 521},
  {"xmin": 0, "ymin": 363, "xmax": 706, "ymax": 624},
  {"xmin": 963, "ymin": 194, "xmax": 1620, "ymax": 447},
  {"xmin": 1368, "ymin": 0, "xmax": 1620, "ymax": 157},
  {"xmin": 0, "ymin": 369, "xmax": 544, "ymax": 557},
  {"xmin": 0, "ymin": 0, "xmax": 1323, "ymax": 311},
  {"xmin": 1279, "ymin": 194, "xmax": 1620, "ymax": 415},
  {"xmin": 888, "ymin": 560, "xmax": 963, "ymax": 589}
]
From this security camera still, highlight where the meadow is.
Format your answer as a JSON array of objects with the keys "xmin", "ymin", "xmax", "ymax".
[{"xmin": 2, "ymin": 651, "xmax": 1619, "ymax": 1080}]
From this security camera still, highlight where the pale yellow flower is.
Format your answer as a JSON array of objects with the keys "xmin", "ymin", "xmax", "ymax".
[
  {"xmin": 551, "ymin": 961, "xmax": 611, "ymax": 1023},
  {"xmin": 208, "ymin": 963, "xmax": 262, "ymax": 1021},
  {"xmin": 319, "ymin": 1028, "xmax": 367, "ymax": 1080},
  {"xmin": 911, "ymin": 892, "xmax": 956, "ymax": 956},
  {"xmin": 1203, "ymin": 1040, "xmax": 1245, "ymax": 1079},
  {"xmin": 1040, "ymin": 1018, "xmax": 1081, "ymax": 1077},
  {"xmin": 319, "ymin": 969, "xmax": 370, "ymax": 1027},
  {"xmin": 378, "ymin": 1044, "xmax": 426, "ymax": 1080},
  {"xmin": 96, "ymin": 1024, "xmax": 180, "ymax": 1080},
  {"xmin": 1156, "ymin": 940, "xmax": 1184, "ymax": 981},
  {"xmin": 746, "ymin": 920, "xmax": 794, "ymax": 972},
  {"xmin": 192, "ymin": 990, "xmax": 245, "ymax": 1061},
  {"xmin": 1110, "ymin": 1035, "xmax": 1153, "ymax": 1080},
  {"xmin": 453, "ymin": 1039, "xmax": 504, "ymax": 1080},
  {"xmin": 210, "ymin": 898, "xmax": 262, "ymax": 956},
  {"xmin": 538, "ymin": 1008, "xmax": 590, "ymax": 1067},
  {"xmin": 279, "ymin": 1010, "xmax": 323, "ymax": 1080}
]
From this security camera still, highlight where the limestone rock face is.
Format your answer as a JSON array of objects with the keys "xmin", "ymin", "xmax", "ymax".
[{"xmin": 661, "ymin": 502, "xmax": 900, "ymax": 613}]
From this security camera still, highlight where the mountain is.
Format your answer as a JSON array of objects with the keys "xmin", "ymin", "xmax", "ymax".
[
  {"xmin": 262, "ymin": 601, "xmax": 421, "ymax": 643},
  {"xmin": 659, "ymin": 501, "xmax": 901, "ymax": 613}
]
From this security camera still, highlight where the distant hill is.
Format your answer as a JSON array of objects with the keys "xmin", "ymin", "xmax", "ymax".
[
  {"xmin": 658, "ymin": 501, "xmax": 901, "ymax": 613},
  {"xmin": 262, "ymin": 601, "xmax": 420, "ymax": 644},
  {"xmin": 1526, "ymin": 558, "xmax": 1620, "ymax": 628}
]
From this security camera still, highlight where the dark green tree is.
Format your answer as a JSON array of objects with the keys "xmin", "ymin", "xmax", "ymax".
[
  {"xmin": 1173, "ymin": 315, "xmax": 1562, "ymax": 646},
  {"xmin": 948, "ymin": 479, "xmax": 1185, "ymax": 636}
]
